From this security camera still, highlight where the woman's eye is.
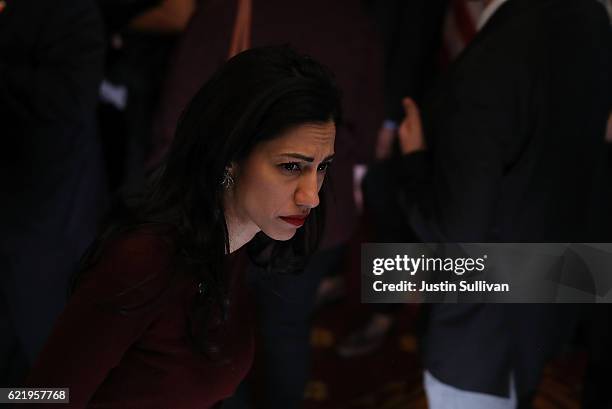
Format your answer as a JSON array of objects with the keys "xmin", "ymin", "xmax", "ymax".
[
  {"xmin": 317, "ymin": 162, "xmax": 331, "ymax": 172},
  {"xmin": 280, "ymin": 162, "xmax": 301, "ymax": 173}
]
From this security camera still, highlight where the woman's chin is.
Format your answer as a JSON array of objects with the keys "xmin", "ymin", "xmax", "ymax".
[{"xmin": 262, "ymin": 226, "xmax": 297, "ymax": 241}]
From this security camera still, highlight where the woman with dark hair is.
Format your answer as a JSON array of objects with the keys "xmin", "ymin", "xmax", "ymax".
[{"xmin": 24, "ymin": 45, "xmax": 340, "ymax": 409}]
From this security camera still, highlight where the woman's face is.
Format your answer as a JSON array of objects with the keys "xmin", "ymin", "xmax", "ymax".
[{"xmin": 231, "ymin": 121, "xmax": 336, "ymax": 241}]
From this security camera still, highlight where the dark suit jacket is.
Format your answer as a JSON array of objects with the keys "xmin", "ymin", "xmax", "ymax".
[
  {"xmin": 365, "ymin": 0, "xmax": 449, "ymax": 120},
  {"xmin": 0, "ymin": 0, "xmax": 107, "ymax": 365},
  {"xmin": 152, "ymin": 0, "xmax": 384, "ymax": 249},
  {"xmin": 393, "ymin": 0, "xmax": 612, "ymax": 396}
]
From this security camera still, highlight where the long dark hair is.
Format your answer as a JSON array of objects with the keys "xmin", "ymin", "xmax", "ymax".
[{"xmin": 76, "ymin": 45, "xmax": 341, "ymax": 356}]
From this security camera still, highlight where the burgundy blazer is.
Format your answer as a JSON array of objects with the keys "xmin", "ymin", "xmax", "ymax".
[{"xmin": 25, "ymin": 229, "xmax": 254, "ymax": 408}]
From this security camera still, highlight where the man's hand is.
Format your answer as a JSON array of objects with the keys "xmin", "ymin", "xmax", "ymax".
[{"xmin": 398, "ymin": 97, "xmax": 426, "ymax": 154}]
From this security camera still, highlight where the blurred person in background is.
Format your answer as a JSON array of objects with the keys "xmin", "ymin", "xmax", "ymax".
[
  {"xmin": 333, "ymin": 0, "xmax": 451, "ymax": 358},
  {"xmin": 0, "ymin": 0, "xmax": 106, "ymax": 386},
  {"xmin": 375, "ymin": 0, "xmax": 612, "ymax": 407},
  {"xmin": 149, "ymin": 1, "xmax": 383, "ymax": 407},
  {"xmin": 581, "ymin": 106, "xmax": 612, "ymax": 409},
  {"xmin": 96, "ymin": 0, "xmax": 196, "ymax": 197}
]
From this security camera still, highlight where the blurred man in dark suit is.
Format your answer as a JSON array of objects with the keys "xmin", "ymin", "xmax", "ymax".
[
  {"xmin": 379, "ymin": 0, "xmax": 612, "ymax": 407},
  {"xmin": 335, "ymin": 0, "xmax": 450, "ymax": 358},
  {"xmin": 0, "ymin": 0, "xmax": 106, "ymax": 385}
]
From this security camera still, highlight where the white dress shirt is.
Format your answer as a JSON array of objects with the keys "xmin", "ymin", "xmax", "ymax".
[{"xmin": 477, "ymin": 0, "xmax": 510, "ymax": 30}]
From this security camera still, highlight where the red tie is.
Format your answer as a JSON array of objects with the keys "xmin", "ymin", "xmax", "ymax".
[{"xmin": 441, "ymin": 0, "xmax": 483, "ymax": 66}]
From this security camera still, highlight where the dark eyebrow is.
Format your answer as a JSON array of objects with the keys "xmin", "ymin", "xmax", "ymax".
[{"xmin": 280, "ymin": 153, "xmax": 336, "ymax": 162}]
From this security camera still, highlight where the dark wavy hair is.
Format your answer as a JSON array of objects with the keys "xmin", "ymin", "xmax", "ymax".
[{"xmin": 75, "ymin": 45, "xmax": 341, "ymax": 358}]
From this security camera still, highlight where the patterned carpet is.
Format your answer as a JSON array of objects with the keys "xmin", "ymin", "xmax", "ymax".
[
  {"xmin": 296, "ymin": 221, "xmax": 590, "ymax": 409},
  {"xmin": 303, "ymin": 301, "xmax": 586, "ymax": 409}
]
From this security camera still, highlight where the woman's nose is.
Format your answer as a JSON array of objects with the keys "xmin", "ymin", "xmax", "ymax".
[{"xmin": 294, "ymin": 173, "xmax": 320, "ymax": 209}]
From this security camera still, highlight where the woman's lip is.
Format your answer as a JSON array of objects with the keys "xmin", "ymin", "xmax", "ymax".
[{"xmin": 280, "ymin": 216, "xmax": 306, "ymax": 226}]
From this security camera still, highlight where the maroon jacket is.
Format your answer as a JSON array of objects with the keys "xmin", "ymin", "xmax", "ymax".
[
  {"xmin": 151, "ymin": 0, "xmax": 384, "ymax": 248},
  {"xmin": 25, "ymin": 230, "xmax": 254, "ymax": 409}
]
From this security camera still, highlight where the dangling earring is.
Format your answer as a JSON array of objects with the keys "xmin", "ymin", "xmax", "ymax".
[{"xmin": 221, "ymin": 167, "xmax": 234, "ymax": 189}]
